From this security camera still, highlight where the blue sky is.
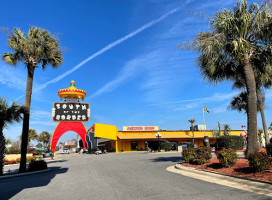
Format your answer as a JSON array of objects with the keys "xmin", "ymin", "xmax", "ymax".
[{"xmin": 1, "ymin": 0, "xmax": 269, "ymax": 143}]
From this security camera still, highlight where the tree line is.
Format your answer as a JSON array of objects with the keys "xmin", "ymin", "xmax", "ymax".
[{"xmin": 180, "ymin": 0, "xmax": 272, "ymax": 154}]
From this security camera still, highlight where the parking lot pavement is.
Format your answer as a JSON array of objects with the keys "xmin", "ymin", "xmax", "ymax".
[{"xmin": 0, "ymin": 152, "xmax": 270, "ymax": 200}]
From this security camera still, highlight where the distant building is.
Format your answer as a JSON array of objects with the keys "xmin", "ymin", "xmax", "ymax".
[{"xmin": 86, "ymin": 123, "xmax": 243, "ymax": 153}]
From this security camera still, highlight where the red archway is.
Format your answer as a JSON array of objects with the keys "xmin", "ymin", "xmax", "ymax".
[{"xmin": 50, "ymin": 121, "xmax": 87, "ymax": 152}]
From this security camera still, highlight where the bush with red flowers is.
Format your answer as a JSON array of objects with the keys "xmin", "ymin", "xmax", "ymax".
[
  {"xmin": 195, "ymin": 146, "xmax": 212, "ymax": 165},
  {"xmin": 217, "ymin": 148, "xmax": 237, "ymax": 167},
  {"xmin": 247, "ymin": 152, "xmax": 270, "ymax": 172},
  {"xmin": 182, "ymin": 148, "xmax": 196, "ymax": 163}
]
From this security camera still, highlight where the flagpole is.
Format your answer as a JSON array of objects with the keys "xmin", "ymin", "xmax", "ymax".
[{"xmin": 203, "ymin": 106, "xmax": 206, "ymax": 132}]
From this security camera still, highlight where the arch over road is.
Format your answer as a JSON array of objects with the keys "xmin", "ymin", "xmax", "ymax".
[{"xmin": 51, "ymin": 121, "xmax": 87, "ymax": 152}]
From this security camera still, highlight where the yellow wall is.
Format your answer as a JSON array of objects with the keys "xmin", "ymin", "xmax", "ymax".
[
  {"xmin": 115, "ymin": 130, "xmax": 241, "ymax": 152},
  {"xmin": 94, "ymin": 123, "xmax": 118, "ymax": 140},
  {"xmin": 118, "ymin": 130, "xmax": 242, "ymax": 139},
  {"xmin": 89, "ymin": 123, "xmax": 243, "ymax": 153}
]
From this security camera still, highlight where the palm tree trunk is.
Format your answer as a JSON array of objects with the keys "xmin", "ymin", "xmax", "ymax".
[
  {"xmin": 19, "ymin": 65, "xmax": 35, "ymax": 173},
  {"xmin": 256, "ymin": 87, "xmax": 269, "ymax": 146},
  {"xmin": 0, "ymin": 128, "xmax": 5, "ymax": 176},
  {"xmin": 192, "ymin": 124, "xmax": 194, "ymax": 143},
  {"xmin": 243, "ymin": 55, "xmax": 259, "ymax": 154}
]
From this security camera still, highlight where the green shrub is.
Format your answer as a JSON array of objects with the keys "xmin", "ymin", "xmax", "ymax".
[
  {"xmin": 6, "ymin": 146, "xmax": 20, "ymax": 154},
  {"xmin": 216, "ymin": 136, "xmax": 244, "ymax": 150},
  {"xmin": 217, "ymin": 148, "xmax": 237, "ymax": 167},
  {"xmin": 3, "ymin": 159, "xmax": 8, "ymax": 165},
  {"xmin": 247, "ymin": 152, "xmax": 270, "ymax": 172},
  {"xmin": 187, "ymin": 142, "xmax": 195, "ymax": 149},
  {"xmin": 160, "ymin": 143, "xmax": 172, "ymax": 151},
  {"xmin": 26, "ymin": 156, "xmax": 36, "ymax": 163},
  {"xmin": 182, "ymin": 148, "xmax": 196, "ymax": 163},
  {"xmin": 27, "ymin": 160, "xmax": 47, "ymax": 172},
  {"xmin": 266, "ymin": 143, "xmax": 272, "ymax": 157},
  {"xmin": 195, "ymin": 146, "xmax": 212, "ymax": 165}
]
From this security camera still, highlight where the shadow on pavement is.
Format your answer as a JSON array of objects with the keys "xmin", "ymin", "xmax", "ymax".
[
  {"xmin": 150, "ymin": 156, "xmax": 182, "ymax": 163},
  {"xmin": 46, "ymin": 159, "xmax": 67, "ymax": 164},
  {"xmin": 0, "ymin": 166, "xmax": 68, "ymax": 200}
]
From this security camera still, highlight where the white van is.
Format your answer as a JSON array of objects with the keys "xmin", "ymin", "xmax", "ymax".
[{"xmin": 62, "ymin": 148, "xmax": 70, "ymax": 154}]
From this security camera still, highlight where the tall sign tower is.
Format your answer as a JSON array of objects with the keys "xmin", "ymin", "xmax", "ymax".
[{"xmin": 50, "ymin": 81, "xmax": 90, "ymax": 152}]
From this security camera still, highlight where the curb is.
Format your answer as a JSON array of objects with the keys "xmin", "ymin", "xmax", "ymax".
[
  {"xmin": 4, "ymin": 164, "xmax": 20, "ymax": 167},
  {"xmin": 175, "ymin": 164, "xmax": 272, "ymax": 185},
  {"xmin": 146, "ymin": 151, "xmax": 180, "ymax": 154},
  {"xmin": 4, "ymin": 158, "xmax": 62, "ymax": 167},
  {"xmin": 0, "ymin": 169, "xmax": 49, "ymax": 180},
  {"xmin": 167, "ymin": 164, "xmax": 272, "ymax": 198}
]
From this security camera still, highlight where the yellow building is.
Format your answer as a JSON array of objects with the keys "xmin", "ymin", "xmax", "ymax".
[{"xmin": 87, "ymin": 124, "xmax": 243, "ymax": 153}]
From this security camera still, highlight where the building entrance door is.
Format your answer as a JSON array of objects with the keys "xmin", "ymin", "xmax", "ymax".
[{"xmin": 131, "ymin": 141, "xmax": 138, "ymax": 150}]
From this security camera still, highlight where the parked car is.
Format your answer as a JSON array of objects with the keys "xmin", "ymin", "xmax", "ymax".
[
  {"xmin": 95, "ymin": 149, "xmax": 107, "ymax": 155},
  {"xmin": 62, "ymin": 148, "xmax": 70, "ymax": 154},
  {"xmin": 76, "ymin": 148, "xmax": 81, "ymax": 153},
  {"xmin": 95, "ymin": 145, "xmax": 107, "ymax": 155},
  {"xmin": 43, "ymin": 150, "xmax": 54, "ymax": 158},
  {"xmin": 148, "ymin": 140, "xmax": 170, "ymax": 151},
  {"xmin": 178, "ymin": 142, "xmax": 197, "ymax": 149}
]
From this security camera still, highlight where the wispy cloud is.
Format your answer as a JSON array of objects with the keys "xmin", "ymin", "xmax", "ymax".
[
  {"xmin": 87, "ymin": 53, "xmax": 149, "ymax": 99},
  {"xmin": 31, "ymin": 110, "xmax": 52, "ymax": 120},
  {"xmin": 150, "ymin": 92, "xmax": 238, "ymax": 112},
  {"xmin": 150, "ymin": 92, "xmax": 238, "ymax": 106},
  {"xmin": 0, "ymin": 65, "xmax": 26, "ymax": 90},
  {"xmin": 212, "ymin": 103, "xmax": 230, "ymax": 114},
  {"xmin": 15, "ymin": 7, "xmax": 180, "ymax": 100},
  {"xmin": 88, "ymin": 48, "xmax": 195, "ymax": 101},
  {"xmin": 30, "ymin": 121, "xmax": 56, "ymax": 127}
]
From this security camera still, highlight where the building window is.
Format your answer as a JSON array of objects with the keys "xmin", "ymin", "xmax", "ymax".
[{"xmin": 131, "ymin": 141, "xmax": 138, "ymax": 150}]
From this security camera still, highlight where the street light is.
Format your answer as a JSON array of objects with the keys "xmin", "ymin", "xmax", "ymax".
[{"xmin": 156, "ymin": 132, "xmax": 162, "ymax": 152}]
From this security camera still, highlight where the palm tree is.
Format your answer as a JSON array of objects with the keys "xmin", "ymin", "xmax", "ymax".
[
  {"xmin": 2, "ymin": 26, "xmax": 63, "ymax": 172},
  {"xmin": 223, "ymin": 124, "xmax": 231, "ymax": 136},
  {"xmin": 269, "ymin": 122, "xmax": 272, "ymax": 131},
  {"xmin": 217, "ymin": 122, "xmax": 221, "ymax": 136},
  {"xmin": 39, "ymin": 131, "xmax": 51, "ymax": 148},
  {"xmin": 19, "ymin": 128, "xmax": 39, "ymax": 144},
  {"xmin": 5, "ymin": 138, "xmax": 12, "ymax": 146},
  {"xmin": 179, "ymin": 1, "xmax": 272, "ymax": 153},
  {"xmin": 188, "ymin": 119, "xmax": 196, "ymax": 143},
  {"xmin": 229, "ymin": 92, "xmax": 249, "ymax": 113},
  {"xmin": 36, "ymin": 143, "xmax": 43, "ymax": 148},
  {"xmin": 28, "ymin": 129, "xmax": 38, "ymax": 144},
  {"xmin": 231, "ymin": 67, "xmax": 272, "ymax": 146},
  {"xmin": 0, "ymin": 97, "xmax": 25, "ymax": 175}
]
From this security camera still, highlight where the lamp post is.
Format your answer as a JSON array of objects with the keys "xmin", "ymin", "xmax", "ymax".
[{"xmin": 156, "ymin": 132, "xmax": 162, "ymax": 152}]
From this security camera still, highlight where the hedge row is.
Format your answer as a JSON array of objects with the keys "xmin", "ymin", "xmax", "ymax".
[
  {"xmin": 216, "ymin": 136, "xmax": 244, "ymax": 150},
  {"xmin": 3, "ymin": 156, "xmax": 36, "ymax": 165},
  {"xmin": 160, "ymin": 143, "xmax": 172, "ymax": 151}
]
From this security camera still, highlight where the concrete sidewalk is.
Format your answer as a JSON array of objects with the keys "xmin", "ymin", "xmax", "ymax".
[
  {"xmin": 3, "ymin": 158, "xmax": 62, "ymax": 175},
  {"xmin": 167, "ymin": 164, "xmax": 272, "ymax": 198}
]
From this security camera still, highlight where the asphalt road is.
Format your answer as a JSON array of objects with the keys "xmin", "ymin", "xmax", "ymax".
[{"xmin": 0, "ymin": 152, "xmax": 270, "ymax": 200}]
